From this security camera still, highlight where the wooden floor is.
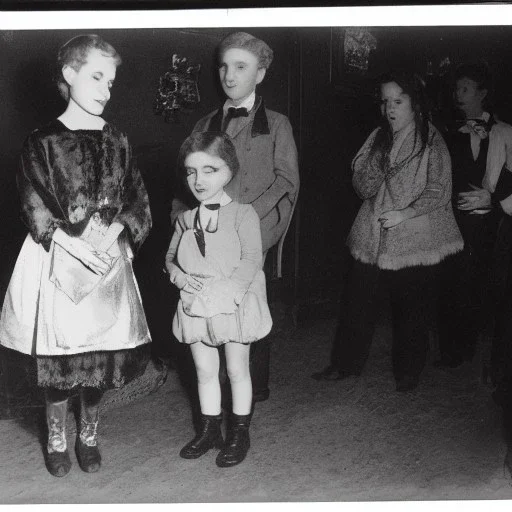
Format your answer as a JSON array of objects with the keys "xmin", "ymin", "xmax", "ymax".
[{"xmin": 0, "ymin": 307, "xmax": 512, "ymax": 504}]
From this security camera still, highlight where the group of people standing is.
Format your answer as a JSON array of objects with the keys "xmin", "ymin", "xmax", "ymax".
[
  {"xmin": 0, "ymin": 31, "xmax": 299, "ymax": 476},
  {"xmin": 1, "ymin": 28, "xmax": 512, "ymax": 481},
  {"xmin": 313, "ymin": 61, "xmax": 512, "ymax": 419}
]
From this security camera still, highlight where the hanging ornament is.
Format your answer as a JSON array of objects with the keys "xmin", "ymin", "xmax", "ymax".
[{"xmin": 154, "ymin": 54, "xmax": 201, "ymax": 123}]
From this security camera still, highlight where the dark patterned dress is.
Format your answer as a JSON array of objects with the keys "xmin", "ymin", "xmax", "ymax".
[{"xmin": 0, "ymin": 120, "xmax": 152, "ymax": 390}]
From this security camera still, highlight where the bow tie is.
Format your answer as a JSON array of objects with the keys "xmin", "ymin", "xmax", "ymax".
[
  {"xmin": 204, "ymin": 203, "xmax": 220, "ymax": 211},
  {"xmin": 226, "ymin": 107, "xmax": 249, "ymax": 118},
  {"xmin": 457, "ymin": 117, "xmax": 494, "ymax": 139}
]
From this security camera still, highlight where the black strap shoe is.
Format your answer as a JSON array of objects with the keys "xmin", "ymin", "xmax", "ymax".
[
  {"xmin": 180, "ymin": 414, "xmax": 224, "ymax": 459},
  {"xmin": 216, "ymin": 414, "xmax": 251, "ymax": 468}
]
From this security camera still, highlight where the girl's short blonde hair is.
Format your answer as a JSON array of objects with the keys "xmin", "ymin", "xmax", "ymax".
[{"xmin": 56, "ymin": 34, "xmax": 122, "ymax": 101}]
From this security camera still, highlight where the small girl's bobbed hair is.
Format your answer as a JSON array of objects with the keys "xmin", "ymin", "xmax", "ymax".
[
  {"xmin": 56, "ymin": 34, "xmax": 122, "ymax": 101},
  {"xmin": 176, "ymin": 131, "xmax": 240, "ymax": 183},
  {"xmin": 217, "ymin": 31, "xmax": 274, "ymax": 69}
]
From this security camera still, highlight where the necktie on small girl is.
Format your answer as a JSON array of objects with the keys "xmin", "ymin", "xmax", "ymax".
[
  {"xmin": 222, "ymin": 107, "xmax": 249, "ymax": 132},
  {"xmin": 193, "ymin": 204, "xmax": 221, "ymax": 257}
]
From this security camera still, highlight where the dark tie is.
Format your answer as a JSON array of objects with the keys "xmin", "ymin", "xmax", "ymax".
[
  {"xmin": 193, "ymin": 210, "xmax": 206, "ymax": 257},
  {"xmin": 193, "ymin": 204, "xmax": 222, "ymax": 256},
  {"xmin": 222, "ymin": 107, "xmax": 249, "ymax": 132}
]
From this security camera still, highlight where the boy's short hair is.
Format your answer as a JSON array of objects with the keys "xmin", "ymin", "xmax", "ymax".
[
  {"xmin": 176, "ymin": 131, "xmax": 240, "ymax": 185},
  {"xmin": 217, "ymin": 31, "xmax": 273, "ymax": 69},
  {"xmin": 56, "ymin": 34, "xmax": 122, "ymax": 101}
]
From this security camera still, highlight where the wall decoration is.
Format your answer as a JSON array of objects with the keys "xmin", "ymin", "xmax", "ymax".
[
  {"xmin": 344, "ymin": 28, "xmax": 377, "ymax": 74},
  {"xmin": 330, "ymin": 27, "xmax": 377, "ymax": 97},
  {"xmin": 154, "ymin": 54, "xmax": 201, "ymax": 122}
]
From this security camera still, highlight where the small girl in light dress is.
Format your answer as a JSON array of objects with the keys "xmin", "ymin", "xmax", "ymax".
[{"xmin": 165, "ymin": 131, "xmax": 271, "ymax": 467}]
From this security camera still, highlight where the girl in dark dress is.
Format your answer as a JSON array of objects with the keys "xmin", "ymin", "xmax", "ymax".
[{"xmin": 0, "ymin": 35, "xmax": 152, "ymax": 477}]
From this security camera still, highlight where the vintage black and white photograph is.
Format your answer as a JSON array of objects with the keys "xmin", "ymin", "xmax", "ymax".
[{"xmin": 1, "ymin": 4, "xmax": 512, "ymax": 506}]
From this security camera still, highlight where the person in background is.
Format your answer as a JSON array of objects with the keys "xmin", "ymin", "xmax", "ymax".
[
  {"xmin": 312, "ymin": 70, "xmax": 463, "ymax": 392},
  {"xmin": 0, "ymin": 34, "xmax": 152, "ymax": 477},
  {"xmin": 437, "ymin": 62, "xmax": 512, "ymax": 370}
]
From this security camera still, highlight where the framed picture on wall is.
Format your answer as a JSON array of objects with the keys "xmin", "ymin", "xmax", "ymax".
[{"xmin": 330, "ymin": 27, "xmax": 377, "ymax": 97}]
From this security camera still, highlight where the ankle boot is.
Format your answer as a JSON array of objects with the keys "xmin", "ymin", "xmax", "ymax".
[
  {"xmin": 75, "ymin": 391, "xmax": 101, "ymax": 473},
  {"xmin": 216, "ymin": 413, "xmax": 251, "ymax": 468},
  {"xmin": 45, "ymin": 399, "xmax": 72, "ymax": 477},
  {"xmin": 180, "ymin": 414, "xmax": 223, "ymax": 459}
]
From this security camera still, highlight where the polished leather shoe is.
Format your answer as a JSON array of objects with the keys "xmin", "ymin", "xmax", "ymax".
[
  {"xmin": 75, "ymin": 439, "xmax": 101, "ymax": 473},
  {"xmin": 216, "ymin": 414, "xmax": 250, "ymax": 468},
  {"xmin": 46, "ymin": 449, "xmax": 72, "ymax": 477},
  {"xmin": 180, "ymin": 414, "xmax": 224, "ymax": 459},
  {"xmin": 396, "ymin": 375, "xmax": 419, "ymax": 392},
  {"xmin": 311, "ymin": 365, "xmax": 360, "ymax": 381}
]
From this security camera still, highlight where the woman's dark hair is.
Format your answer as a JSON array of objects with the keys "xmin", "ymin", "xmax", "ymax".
[
  {"xmin": 454, "ymin": 61, "xmax": 493, "ymax": 111},
  {"xmin": 56, "ymin": 34, "xmax": 122, "ymax": 101},
  {"xmin": 370, "ymin": 70, "xmax": 430, "ymax": 166},
  {"xmin": 176, "ymin": 131, "xmax": 240, "ymax": 185}
]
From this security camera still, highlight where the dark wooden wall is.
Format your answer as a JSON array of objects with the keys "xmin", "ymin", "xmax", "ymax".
[{"xmin": 294, "ymin": 26, "xmax": 512, "ymax": 319}]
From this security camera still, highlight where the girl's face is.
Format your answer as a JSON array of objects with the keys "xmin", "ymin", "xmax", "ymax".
[
  {"xmin": 380, "ymin": 81, "xmax": 415, "ymax": 134},
  {"xmin": 218, "ymin": 48, "xmax": 266, "ymax": 106},
  {"xmin": 454, "ymin": 77, "xmax": 487, "ymax": 117},
  {"xmin": 63, "ymin": 48, "xmax": 117, "ymax": 117},
  {"xmin": 185, "ymin": 151, "xmax": 233, "ymax": 203}
]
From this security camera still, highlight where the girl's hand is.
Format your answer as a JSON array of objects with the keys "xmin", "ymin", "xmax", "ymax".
[
  {"xmin": 378, "ymin": 210, "xmax": 406, "ymax": 229},
  {"xmin": 182, "ymin": 274, "xmax": 210, "ymax": 294},
  {"xmin": 183, "ymin": 276, "xmax": 204, "ymax": 294},
  {"xmin": 53, "ymin": 228, "xmax": 111, "ymax": 275},
  {"xmin": 69, "ymin": 239, "xmax": 112, "ymax": 275},
  {"xmin": 97, "ymin": 221, "xmax": 124, "ymax": 252},
  {"xmin": 457, "ymin": 185, "xmax": 491, "ymax": 211}
]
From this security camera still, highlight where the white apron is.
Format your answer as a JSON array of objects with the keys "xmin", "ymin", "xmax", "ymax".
[{"xmin": 0, "ymin": 233, "xmax": 150, "ymax": 356}]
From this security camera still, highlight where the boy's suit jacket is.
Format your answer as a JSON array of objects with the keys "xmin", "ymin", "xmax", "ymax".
[{"xmin": 192, "ymin": 96, "xmax": 299, "ymax": 274}]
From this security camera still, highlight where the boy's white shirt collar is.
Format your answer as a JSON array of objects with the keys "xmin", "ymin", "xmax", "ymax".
[{"xmin": 223, "ymin": 91, "xmax": 256, "ymax": 114}]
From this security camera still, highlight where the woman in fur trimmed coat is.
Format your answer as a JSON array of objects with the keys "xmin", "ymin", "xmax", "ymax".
[{"xmin": 313, "ymin": 70, "xmax": 463, "ymax": 392}]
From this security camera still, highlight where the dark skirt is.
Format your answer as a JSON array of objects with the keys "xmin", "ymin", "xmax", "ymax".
[{"xmin": 36, "ymin": 343, "xmax": 151, "ymax": 391}]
